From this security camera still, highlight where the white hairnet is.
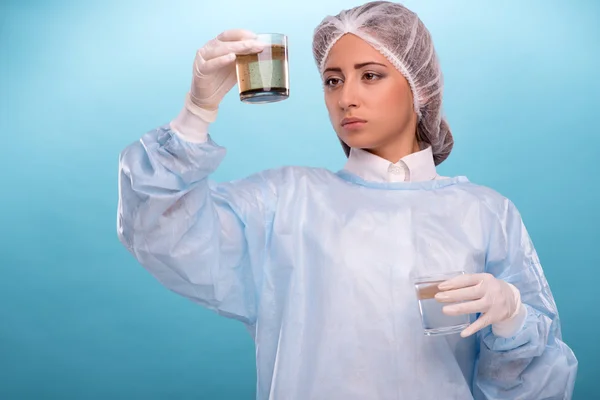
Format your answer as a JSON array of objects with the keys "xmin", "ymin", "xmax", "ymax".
[{"xmin": 312, "ymin": 1, "xmax": 453, "ymax": 165}]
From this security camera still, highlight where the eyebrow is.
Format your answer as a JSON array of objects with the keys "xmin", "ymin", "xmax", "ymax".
[{"xmin": 323, "ymin": 62, "xmax": 387, "ymax": 73}]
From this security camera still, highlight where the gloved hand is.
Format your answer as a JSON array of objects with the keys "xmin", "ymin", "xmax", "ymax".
[
  {"xmin": 189, "ymin": 29, "xmax": 265, "ymax": 110},
  {"xmin": 171, "ymin": 29, "xmax": 265, "ymax": 142},
  {"xmin": 435, "ymin": 273, "xmax": 527, "ymax": 338}
]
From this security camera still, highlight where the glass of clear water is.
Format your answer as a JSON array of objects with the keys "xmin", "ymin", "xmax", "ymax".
[
  {"xmin": 414, "ymin": 271, "xmax": 471, "ymax": 336},
  {"xmin": 235, "ymin": 33, "xmax": 289, "ymax": 104}
]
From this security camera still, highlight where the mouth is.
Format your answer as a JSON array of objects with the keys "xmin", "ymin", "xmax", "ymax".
[{"xmin": 341, "ymin": 117, "xmax": 367, "ymax": 130}]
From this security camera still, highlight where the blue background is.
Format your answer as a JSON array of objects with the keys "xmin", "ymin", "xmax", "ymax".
[{"xmin": 1, "ymin": 0, "xmax": 598, "ymax": 398}]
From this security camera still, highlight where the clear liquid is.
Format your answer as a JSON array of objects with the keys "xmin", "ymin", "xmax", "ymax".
[
  {"xmin": 415, "ymin": 281, "xmax": 470, "ymax": 336},
  {"xmin": 236, "ymin": 44, "xmax": 289, "ymax": 104},
  {"xmin": 418, "ymin": 298, "xmax": 470, "ymax": 336}
]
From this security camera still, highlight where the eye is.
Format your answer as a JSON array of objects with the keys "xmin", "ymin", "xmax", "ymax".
[
  {"xmin": 324, "ymin": 77, "xmax": 342, "ymax": 87},
  {"xmin": 363, "ymin": 72, "xmax": 381, "ymax": 81}
]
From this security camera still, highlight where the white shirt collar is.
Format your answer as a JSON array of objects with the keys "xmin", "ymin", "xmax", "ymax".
[{"xmin": 343, "ymin": 146, "xmax": 439, "ymax": 183}]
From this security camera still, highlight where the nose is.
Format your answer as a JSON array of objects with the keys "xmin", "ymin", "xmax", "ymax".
[{"xmin": 338, "ymin": 79, "xmax": 359, "ymax": 110}]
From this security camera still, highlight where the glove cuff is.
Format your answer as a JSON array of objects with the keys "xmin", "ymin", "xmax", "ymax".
[
  {"xmin": 170, "ymin": 93, "xmax": 219, "ymax": 143},
  {"xmin": 184, "ymin": 92, "xmax": 219, "ymax": 123},
  {"xmin": 491, "ymin": 283, "xmax": 527, "ymax": 338}
]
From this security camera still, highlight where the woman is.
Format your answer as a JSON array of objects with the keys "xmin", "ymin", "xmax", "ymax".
[{"xmin": 116, "ymin": 1, "xmax": 577, "ymax": 399}]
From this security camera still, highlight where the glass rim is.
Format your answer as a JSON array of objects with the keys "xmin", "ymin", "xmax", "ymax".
[
  {"xmin": 256, "ymin": 32, "xmax": 286, "ymax": 36},
  {"xmin": 255, "ymin": 33, "xmax": 287, "ymax": 40},
  {"xmin": 413, "ymin": 270, "xmax": 465, "ymax": 284}
]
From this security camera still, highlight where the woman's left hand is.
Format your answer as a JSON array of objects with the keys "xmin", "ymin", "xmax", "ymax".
[{"xmin": 435, "ymin": 273, "xmax": 523, "ymax": 338}]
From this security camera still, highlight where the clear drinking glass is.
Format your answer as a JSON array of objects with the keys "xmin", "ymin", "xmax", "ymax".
[
  {"xmin": 414, "ymin": 271, "xmax": 471, "ymax": 336},
  {"xmin": 235, "ymin": 33, "xmax": 289, "ymax": 104}
]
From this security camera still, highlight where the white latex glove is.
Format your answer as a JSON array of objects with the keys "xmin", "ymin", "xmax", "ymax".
[
  {"xmin": 435, "ymin": 273, "xmax": 527, "ymax": 338},
  {"xmin": 171, "ymin": 29, "xmax": 266, "ymax": 142}
]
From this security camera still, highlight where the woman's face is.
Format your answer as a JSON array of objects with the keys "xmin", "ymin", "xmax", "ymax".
[{"xmin": 322, "ymin": 34, "xmax": 418, "ymax": 159}]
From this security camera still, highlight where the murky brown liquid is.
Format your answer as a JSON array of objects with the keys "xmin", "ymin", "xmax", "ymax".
[
  {"xmin": 236, "ymin": 44, "xmax": 289, "ymax": 103},
  {"xmin": 416, "ymin": 281, "xmax": 444, "ymax": 300}
]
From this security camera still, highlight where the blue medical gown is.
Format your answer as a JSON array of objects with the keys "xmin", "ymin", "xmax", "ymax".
[{"xmin": 117, "ymin": 126, "xmax": 577, "ymax": 400}]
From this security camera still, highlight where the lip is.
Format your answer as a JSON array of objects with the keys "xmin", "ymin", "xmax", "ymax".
[{"xmin": 341, "ymin": 117, "xmax": 367, "ymax": 126}]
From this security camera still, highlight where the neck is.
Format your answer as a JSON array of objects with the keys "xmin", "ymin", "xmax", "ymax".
[{"xmin": 366, "ymin": 133, "xmax": 420, "ymax": 163}]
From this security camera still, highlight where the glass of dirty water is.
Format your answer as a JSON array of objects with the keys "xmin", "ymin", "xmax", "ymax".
[{"xmin": 235, "ymin": 33, "xmax": 289, "ymax": 104}]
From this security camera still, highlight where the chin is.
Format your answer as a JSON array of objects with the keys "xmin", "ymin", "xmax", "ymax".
[{"xmin": 339, "ymin": 133, "xmax": 380, "ymax": 151}]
